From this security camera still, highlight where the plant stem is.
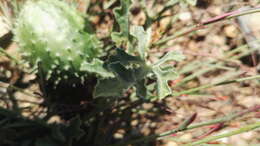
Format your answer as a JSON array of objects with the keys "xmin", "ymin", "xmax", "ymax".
[
  {"xmin": 0, "ymin": 47, "xmax": 19, "ymax": 65},
  {"xmin": 110, "ymin": 105, "xmax": 260, "ymax": 146},
  {"xmin": 153, "ymin": 25, "xmax": 201, "ymax": 46},
  {"xmin": 173, "ymin": 75, "xmax": 260, "ymax": 96},
  {"xmin": 186, "ymin": 105, "xmax": 260, "ymax": 130},
  {"xmin": 185, "ymin": 122, "xmax": 260, "ymax": 146},
  {"xmin": 153, "ymin": 6, "xmax": 260, "ymax": 46},
  {"xmin": 176, "ymin": 40, "xmax": 259, "ymax": 87},
  {"xmin": 157, "ymin": 105, "xmax": 260, "ymax": 139},
  {"xmin": 0, "ymin": 81, "xmax": 38, "ymax": 98},
  {"xmin": 227, "ymin": 6, "xmax": 260, "ymax": 19}
]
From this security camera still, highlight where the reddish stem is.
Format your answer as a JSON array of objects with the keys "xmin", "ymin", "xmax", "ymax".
[{"xmin": 194, "ymin": 123, "xmax": 224, "ymax": 140}]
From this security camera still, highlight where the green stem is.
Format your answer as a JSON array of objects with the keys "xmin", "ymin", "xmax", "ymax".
[
  {"xmin": 157, "ymin": 105, "xmax": 260, "ymax": 139},
  {"xmin": 176, "ymin": 40, "xmax": 259, "ymax": 87},
  {"xmin": 227, "ymin": 7, "xmax": 260, "ymax": 19},
  {"xmin": 0, "ymin": 47, "xmax": 19, "ymax": 65},
  {"xmin": 0, "ymin": 81, "xmax": 38, "ymax": 98},
  {"xmin": 110, "ymin": 105, "xmax": 260, "ymax": 146},
  {"xmin": 185, "ymin": 122, "xmax": 260, "ymax": 146},
  {"xmin": 153, "ymin": 25, "xmax": 199, "ymax": 46},
  {"xmin": 173, "ymin": 75, "xmax": 260, "ymax": 97}
]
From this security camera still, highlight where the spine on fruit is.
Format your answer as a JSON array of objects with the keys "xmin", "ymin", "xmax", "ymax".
[{"xmin": 14, "ymin": 0, "xmax": 102, "ymax": 83}]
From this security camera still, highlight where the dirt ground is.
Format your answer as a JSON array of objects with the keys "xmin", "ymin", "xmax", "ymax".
[{"xmin": 150, "ymin": 0, "xmax": 260, "ymax": 145}]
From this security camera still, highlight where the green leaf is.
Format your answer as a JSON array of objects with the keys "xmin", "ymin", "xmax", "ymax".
[
  {"xmin": 135, "ymin": 79, "xmax": 147, "ymax": 98},
  {"xmin": 111, "ymin": 0, "xmax": 131, "ymax": 46},
  {"xmin": 94, "ymin": 62, "xmax": 137, "ymax": 98},
  {"xmin": 154, "ymin": 50, "xmax": 185, "ymax": 66},
  {"xmin": 108, "ymin": 49, "xmax": 143, "ymax": 66},
  {"xmin": 152, "ymin": 51, "xmax": 185, "ymax": 99},
  {"xmin": 94, "ymin": 78, "xmax": 130, "ymax": 97},
  {"xmin": 113, "ymin": 0, "xmax": 131, "ymax": 34},
  {"xmin": 153, "ymin": 65, "xmax": 179, "ymax": 99},
  {"xmin": 130, "ymin": 26, "xmax": 152, "ymax": 59},
  {"xmin": 109, "ymin": 62, "xmax": 135, "ymax": 82},
  {"xmin": 80, "ymin": 58, "xmax": 114, "ymax": 78},
  {"xmin": 94, "ymin": 49, "xmax": 151, "ymax": 98},
  {"xmin": 111, "ymin": 33, "xmax": 126, "ymax": 47}
]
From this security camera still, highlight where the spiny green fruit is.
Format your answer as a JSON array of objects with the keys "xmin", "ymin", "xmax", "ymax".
[{"xmin": 14, "ymin": 0, "xmax": 103, "ymax": 84}]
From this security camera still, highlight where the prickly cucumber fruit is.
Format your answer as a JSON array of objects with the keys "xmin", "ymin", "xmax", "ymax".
[{"xmin": 14, "ymin": 0, "xmax": 102, "ymax": 84}]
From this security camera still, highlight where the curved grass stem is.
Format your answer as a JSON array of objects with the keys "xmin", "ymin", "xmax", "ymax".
[
  {"xmin": 153, "ymin": 6, "xmax": 260, "ymax": 47},
  {"xmin": 110, "ymin": 105, "xmax": 260, "ymax": 146},
  {"xmin": 173, "ymin": 75, "xmax": 260, "ymax": 97},
  {"xmin": 185, "ymin": 122, "xmax": 260, "ymax": 146}
]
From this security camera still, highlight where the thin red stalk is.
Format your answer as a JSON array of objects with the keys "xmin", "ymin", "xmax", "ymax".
[
  {"xmin": 201, "ymin": 10, "xmax": 240, "ymax": 25},
  {"xmin": 110, "ymin": 105, "xmax": 260, "ymax": 146},
  {"xmin": 154, "ymin": 6, "xmax": 260, "ymax": 46},
  {"xmin": 194, "ymin": 123, "xmax": 224, "ymax": 140}
]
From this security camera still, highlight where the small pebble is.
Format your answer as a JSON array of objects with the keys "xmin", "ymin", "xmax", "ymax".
[
  {"xmin": 179, "ymin": 12, "xmax": 192, "ymax": 21},
  {"xmin": 224, "ymin": 25, "xmax": 239, "ymax": 38},
  {"xmin": 164, "ymin": 141, "xmax": 178, "ymax": 146},
  {"xmin": 179, "ymin": 133, "xmax": 192, "ymax": 142},
  {"xmin": 131, "ymin": 119, "xmax": 138, "ymax": 126}
]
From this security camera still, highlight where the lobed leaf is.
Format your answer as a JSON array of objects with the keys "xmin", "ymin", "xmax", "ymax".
[
  {"xmin": 154, "ymin": 50, "xmax": 185, "ymax": 66},
  {"xmin": 94, "ymin": 49, "xmax": 150, "ymax": 98},
  {"xmin": 130, "ymin": 26, "xmax": 152, "ymax": 59},
  {"xmin": 111, "ymin": 0, "xmax": 131, "ymax": 46},
  {"xmin": 152, "ymin": 65, "xmax": 179, "ymax": 99},
  {"xmin": 152, "ymin": 51, "xmax": 185, "ymax": 99},
  {"xmin": 80, "ymin": 59, "xmax": 114, "ymax": 78}
]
